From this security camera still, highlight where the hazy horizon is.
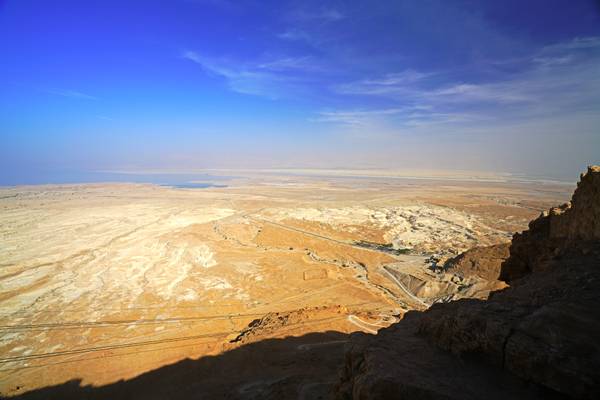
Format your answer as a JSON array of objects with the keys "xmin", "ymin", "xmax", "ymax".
[
  {"xmin": 1, "ymin": 0, "xmax": 599, "ymax": 185},
  {"xmin": 0, "ymin": 167, "xmax": 582, "ymax": 187}
]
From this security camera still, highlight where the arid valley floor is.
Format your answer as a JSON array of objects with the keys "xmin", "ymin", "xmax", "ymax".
[{"xmin": 0, "ymin": 172, "xmax": 574, "ymax": 397}]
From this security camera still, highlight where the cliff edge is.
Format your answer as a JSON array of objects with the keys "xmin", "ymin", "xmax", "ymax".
[
  {"xmin": 336, "ymin": 166, "xmax": 600, "ymax": 399},
  {"xmin": 501, "ymin": 165, "xmax": 600, "ymax": 281}
]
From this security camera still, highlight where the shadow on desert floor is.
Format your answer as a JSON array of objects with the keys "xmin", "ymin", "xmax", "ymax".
[{"xmin": 3, "ymin": 330, "xmax": 352, "ymax": 400}]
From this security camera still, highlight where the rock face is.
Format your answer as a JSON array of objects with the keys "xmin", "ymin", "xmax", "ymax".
[
  {"xmin": 501, "ymin": 165, "xmax": 600, "ymax": 282},
  {"xmin": 336, "ymin": 166, "xmax": 600, "ymax": 399},
  {"xmin": 443, "ymin": 242, "xmax": 510, "ymax": 280}
]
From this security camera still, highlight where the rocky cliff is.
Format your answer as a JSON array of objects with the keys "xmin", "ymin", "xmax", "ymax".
[
  {"xmin": 443, "ymin": 242, "xmax": 510, "ymax": 281},
  {"xmin": 336, "ymin": 166, "xmax": 600, "ymax": 399},
  {"xmin": 501, "ymin": 165, "xmax": 600, "ymax": 281}
]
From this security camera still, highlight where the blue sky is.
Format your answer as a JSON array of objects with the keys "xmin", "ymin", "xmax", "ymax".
[{"xmin": 1, "ymin": 0, "xmax": 599, "ymax": 184}]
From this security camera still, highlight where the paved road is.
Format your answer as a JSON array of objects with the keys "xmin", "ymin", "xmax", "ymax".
[
  {"xmin": 346, "ymin": 315, "xmax": 386, "ymax": 334},
  {"xmin": 381, "ymin": 267, "xmax": 430, "ymax": 307}
]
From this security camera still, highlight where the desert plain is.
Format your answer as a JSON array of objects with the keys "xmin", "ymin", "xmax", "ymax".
[{"xmin": 0, "ymin": 171, "xmax": 573, "ymax": 396}]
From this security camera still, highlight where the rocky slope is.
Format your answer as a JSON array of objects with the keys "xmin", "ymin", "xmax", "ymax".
[
  {"xmin": 501, "ymin": 166, "xmax": 600, "ymax": 281},
  {"xmin": 443, "ymin": 242, "xmax": 510, "ymax": 281},
  {"xmin": 336, "ymin": 166, "xmax": 600, "ymax": 399}
]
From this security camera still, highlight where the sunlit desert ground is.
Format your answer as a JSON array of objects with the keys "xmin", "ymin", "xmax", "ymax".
[{"xmin": 0, "ymin": 173, "xmax": 572, "ymax": 395}]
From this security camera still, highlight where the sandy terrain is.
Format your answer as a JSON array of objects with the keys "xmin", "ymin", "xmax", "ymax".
[{"xmin": 0, "ymin": 174, "xmax": 572, "ymax": 396}]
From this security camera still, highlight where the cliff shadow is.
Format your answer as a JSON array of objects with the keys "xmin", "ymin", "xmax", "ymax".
[{"xmin": 2, "ymin": 331, "xmax": 351, "ymax": 400}]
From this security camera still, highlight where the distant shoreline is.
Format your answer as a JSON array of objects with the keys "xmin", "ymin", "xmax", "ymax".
[{"xmin": 96, "ymin": 168, "xmax": 577, "ymax": 185}]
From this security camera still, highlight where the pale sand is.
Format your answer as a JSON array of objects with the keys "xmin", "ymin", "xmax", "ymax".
[{"xmin": 0, "ymin": 176, "xmax": 571, "ymax": 394}]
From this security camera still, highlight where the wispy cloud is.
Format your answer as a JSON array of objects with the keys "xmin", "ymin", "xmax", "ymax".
[
  {"xmin": 426, "ymin": 45, "xmax": 600, "ymax": 110},
  {"xmin": 425, "ymin": 82, "xmax": 534, "ymax": 104},
  {"xmin": 257, "ymin": 56, "xmax": 317, "ymax": 71},
  {"xmin": 292, "ymin": 8, "xmax": 345, "ymax": 22},
  {"xmin": 541, "ymin": 36, "xmax": 600, "ymax": 52},
  {"xmin": 277, "ymin": 29, "xmax": 312, "ymax": 42},
  {"xmin": 48, "ymin": 89, "xmax": 98, "ymax": 100},
  {"xmin": 321, "ymin": 36, "xmax": 600, "ymax": 136},
  {"xmin": 314, "ymin": 108, "xmax": 407, "ymax": 126},
  {"xmin": 533, "ymin": 55, "xmax": 573, "ymax": 67},
  {"xmin": 183, "ymin": 51, "xmax": 281, "ymax": 97},
  {"xmin": 184, "ymin": 0, "xmax": 238, "ymax": 10},
  {"xmin": 276, "ymin": 7, "xmax": 345, "ymax": 47},
  {"xmin": 334, "ymin": 70, "xmax": 431, "ymax": 96},
  {"xmin": 182, "ymin": 50, "xmax": 323, "ymax": 98},
  {"xmin": 184, "ymin": 34, "xmax": 599, "ymax": 134},
  {"xmin": 529, "ymin": 36, "xmax": 600, "ymax": 69},
  {"xmin": 315, "ymin": 107, "xmax": 476, "ymax": 129}
]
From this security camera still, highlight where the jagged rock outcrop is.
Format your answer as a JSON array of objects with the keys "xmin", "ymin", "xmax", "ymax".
[
  {"xmin": 336, "ymin": 166, "xmax": 600, "ymax": 399},
  {"xmin": 230, "ymin": 305, "xmax": 348, "ymax": 344},
  {"xmin": 501, "ymin": 165, "xmax": 600, "ymax": 282},
  {"xmin": 443, "ymin": 242, "xmax": 510, "ymax": 280}
]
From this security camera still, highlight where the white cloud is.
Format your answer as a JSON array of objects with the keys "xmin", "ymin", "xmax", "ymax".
[
  {"xmin": 541, "ymin": 36, "xmax": 600, "ymax": 52},
  {"xmin": 184, "ymin": 0, "xmax": 237, "ymax": 10},
  {"xmin": 292, "ymin": 8, "xmax": 345, "ymax": 22},
  {"xmin": 425, "ymin": 82, "xmax": 534, "ymax": 104},
  {"xmin": 182, "ymin": 51, "xmax": 285, "ymax": 98},
  {"xmin": 182, "ymin": 50, "xmax": 332, "ymax": 98},
  {"xmin": 277, "ymin": 29, "xmax": 312, "ymax": 42},
  {"xmin": 314, "ymin": 108, "xmax": 407, "ymax": 126},
  {"xmin": 334, "ymin": 70, "xmax": 431, "ymax": 96},
  {"xmin": 360, "ymin": 70, "xmax": 431, "ymax": 86},
  {"xmin": 331, "ymin": 36, "xmax": 600, "ymax": 122},
  {"xmin": 313, "ymin": 106, "xmax": 476, "ymax": 130},
  {"xmin": 49, "ymin": 89, "xmax": 97, "ymax": 100},
  {"xmin": 533, "ymin": 55, "xmax": 573, "ymax": 67},
  {"xmin": 257, "ymin": 56, "xmax": 315, "ymax": 71},
  {"xmin": 316, "ymin": 36, "xmax": 600, "ymax": 151}
]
